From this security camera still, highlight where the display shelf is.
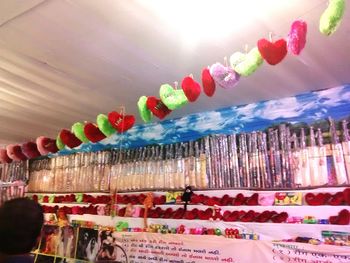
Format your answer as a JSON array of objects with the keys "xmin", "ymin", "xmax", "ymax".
[
  {"xmin": 41, "ymin": 202, "xmax": 349, "ymax": 218},
  {"xmin": 25, "ymin": 185, "xmax": 350, "ymax": 195},
  {"xmin": 66, "ymin": 214, "xmax": 350, "ymax": 241}
]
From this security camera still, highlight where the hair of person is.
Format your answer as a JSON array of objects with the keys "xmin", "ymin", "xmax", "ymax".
[{"xmin": 0, "ymin": 198, "xmax": 44, "ymax": 255}]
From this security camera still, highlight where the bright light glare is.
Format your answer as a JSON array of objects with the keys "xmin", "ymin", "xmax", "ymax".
[{"xmin": 137, "ymin": 0, "xmax": 281, "ymax": 47}]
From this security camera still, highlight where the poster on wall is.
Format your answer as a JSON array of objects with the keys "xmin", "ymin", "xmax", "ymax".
[
  {"xmin": 76, "ymin": 227, "xmax": 98, "ymax": 261},
  {"xmin": 96, "ymin": 230, "xmax": 128, "ymax": 262},
  {"xmin": 111, "ymin": 232, "xmax": 350, "ymax": 263}
]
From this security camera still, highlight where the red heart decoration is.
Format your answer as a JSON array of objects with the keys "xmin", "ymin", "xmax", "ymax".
[
  {"xmin": 201, "ymin": 68, "xmax": 216, "ymax": 97},
  {"xmin": 233, "ymin": 193, "xmax": 246, "ymax": 206},
  {"xmin": 0, "ymin": 148, "xmax": 12, "ymax": 163},
  {"xmin": 36, "ymin": 136, "xmax": 58, "ymax": 155},
  {"xmin": 257, "ymin": 38, "xmax": 287, "ymax": 65},
  {"xmin": 84, "ymin": 122, "xmax": 106, "ymax": 143},
  {"xmin": 146, "ymin": 96, "xmax": 172, "ymax": 120},
  {"xmin": 6, "ymin": 144, "xmax": 28, "ymax": 161},
  {"xmin": 21, "ymin": 142, "xmax": 41, "ymax": 159},
  {"xmin": 228, "ymin": 211, "xmax": 240, "ymax": 221},
  {"xmin": 255, "ymin": 211, "xmax": 273, "ymax": 223},
  {"xmin": 246, "ymin": 193, "xmax": 259, "ymax": 206},
  {"xmin": 328, "ymin": 192, "xmax": 344, "ymax": 206},
  {"xmin": 343, "ymin": 188, "xmax": 350, "ymax": 205},
  {"xmin": 59, "ymin": 129, "xmax": 82, "ymax": 148},
  {"xmin": 305, "ymin": 193, "xmax": 327, "ymax": 206},
  {"xmin": 329, "ymin": 209, "xmax": 350, "ymax": 225},
  {"xmin": 108, "ymin": 111, "xmax": 135, "ymax": 133},
  {"xmin": 271, "ymin": 212, "xmax": 289, "ymax": 223},
  {"xmin": 240, "ymin": 210, "xmax": 255, "ymax": 222},
  {"xmin": 181, "ymin": 76, "xmax": 201, "ymax": 102}
]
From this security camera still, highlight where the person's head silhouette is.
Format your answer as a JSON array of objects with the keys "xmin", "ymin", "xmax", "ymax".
[{"xmin": 0, "ymin": 198, "xmax": 43, "ymax": 261}]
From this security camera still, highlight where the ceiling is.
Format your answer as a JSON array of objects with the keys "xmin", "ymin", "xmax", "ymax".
[{"xmin": 0, "ymin": 0, "xmax": 349, "ymax": 144}]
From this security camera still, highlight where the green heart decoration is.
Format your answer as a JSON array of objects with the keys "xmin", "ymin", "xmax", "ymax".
[
  {"xmin": 97, "ymin": 114, "xmax": 116, "ymax": 137},
  {"xmin": 319, "ymin": 0, "xmax": 345, "ymax": 36},
  {"xmin": 49, "ymin": 195, "xmax": 55, "ymax": 203},
  {"xmin": 137, "ymin": 96, "xmax": 153, "ymax": 123},
  {"xmin": 230, "ymin": 47, "xmax": 263, "ymax": 77},
  {"xmin": 159, "ymin": 84, "xmax": 188, "ymax": 110},
  {"xmin": 56, "ymin": 135, "xmax": 65, "ymax": 150},
  {"xmin": 71, "ymin": 122, "xmax": 89, "ymax": 143},
  {"xmin": 75, "ymin": 193, "xmax": 83, "ymax": 203}
]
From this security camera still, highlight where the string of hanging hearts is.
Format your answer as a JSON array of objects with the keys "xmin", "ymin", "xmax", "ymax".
[
  {"xmin": 137, "ymin": 0, "xmax": 346, "ymax": 122},
  {"xmin": 0, "ymin": 0, "xmax": 346, "ymax": 164}
]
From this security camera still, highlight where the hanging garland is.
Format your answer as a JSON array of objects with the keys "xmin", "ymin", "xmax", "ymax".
[{"xmin": 0, "ymin": 0, "xmax": 346, "ymax": 163}]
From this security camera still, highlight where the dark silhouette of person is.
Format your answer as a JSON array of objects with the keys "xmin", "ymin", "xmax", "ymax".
[{"xmin": 0, "ymin": 198, "xmax": 44, "ymax": 263}]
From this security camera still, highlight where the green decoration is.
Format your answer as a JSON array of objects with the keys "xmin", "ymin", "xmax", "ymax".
[
  {"xmin": 56, "ymin": 135, "xmax": 65, "ymax": 150},
  {"xmin": 71, "ymin": 122, "xmax": 89, "ymax": 143},
  {"xmin": 159, "ymin": 84, "xmax": 188, "ymax": 110},
  {"xmin": 97, "ymin": 114, "xmax": 116, "ymax": 137},
  {"xmin": 137, "ymin": 96, "xmax": 153, "ymax": 123},
  {"xmin": 49, "ymin": 195, "xmax": 55, "ymax": 203},
  {"xmin": 319, "ymin": 0, "xmax": 345, "ymax": 36},
  {"xmin": 115, "ymin": 221, "xmax": 129, "ymax": 232},
  {"xmin": 230, "ymin": 47, "xmax": 263, "ymax": 77},
  {"xmin": 75, "ymin": 193, "xmax": 83, "ymax": 203}
]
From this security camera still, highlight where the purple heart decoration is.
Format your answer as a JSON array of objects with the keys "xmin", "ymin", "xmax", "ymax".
[{"xmin": 210, "ymin": 63, "xmax": 240, "ymax": 89}]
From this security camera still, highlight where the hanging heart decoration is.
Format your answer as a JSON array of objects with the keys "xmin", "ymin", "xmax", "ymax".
[
  {"xmin": 230, "ymin": 47, "xmax": 263, "ymax": 76},
  {"xmin": 56, "ymin": 135, "xmax": 65, "ymax": 150},
  {"xmin": 71, "ymin": 122, "xmax": 90, "ymax": 143},
  {"xmin": 0, "ymin": 149, "xmax": 12, "ymax": 163},
  {"xmin": 21, "ymin": 142, "xmax": 41, "ymax": 159},
  {"xmin": 138, "ymin": 96, "xmax": 153, "ymax": 123},
  {"xmin": 287, "ymin": 20, "xmax": 307, "ymax": 55},
  {"xmin": 210, "ymin": 63, "xmax": 240, "ymax": 89},
  {"xmin": 181, "ymin": 76, "xmax": 201, "ymax": 102},
  {"xmin": 59, "ymin": 129, "xmax": 82, "ymax": 148},
  {"xmin": 97, "ymin": 114, "xmax": 116, "ymax": 137},
  {"xmin": 160, "ymin": 84, "xmax": 188, "ymax": 110},
  {"xmin": 108, "ymin": 111, "xmax": 135, "ymax": 133},
  {"xmin": 6, "ymin": 144, "xmax": 28, "ymax": 161},
  {"xmin": 146, "ymin": 96, "xmax": 172, "ymax": 120},
  {"xmin": 257, "ymin": 38, "xmax": 287, "ymax": 65},
  {"xmin": 36, "ymin": 136, "xmax": 58, "ymax": 155},
  {"xmin": 201, "ymin": 67, "xmax": 216, "ymax": 97},
  {"xmin": 319, "ymin": 0, "xmax": 346, "ymax": 36},
  {"xmin": 84, "ymin": 122, "xmax": 106, "ymax": 143}
]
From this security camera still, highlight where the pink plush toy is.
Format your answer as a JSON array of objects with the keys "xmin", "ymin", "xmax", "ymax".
[
  {"xmin": 210, "ymin": 63, "xmax": 240, "ymax": 89},
  {"xmin": 97, "ymin": 205, "xmax": 106, "ymax": 215},
  {"xmin": 0, "ymin": 149, "xmax": 12, "ymax": 163},
  {"xmin": 287, "ymin": 20, "xmax": 307, "ymax": 55},
  {"xmin": 258, "ymin": 194, "xmax": 275, "ymax": 206},
  {"xmin": 36, "ymin": 136, "xmax": 59, "ymax": 155},
  {"xmin": 6, "ymin": 144, "xmax": 27, "ymax": 161}
]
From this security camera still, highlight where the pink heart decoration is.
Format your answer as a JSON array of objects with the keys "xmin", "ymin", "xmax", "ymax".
[
  {"xmin": 0, "ymin": 148, "xmax": 12, "ymax": 163},
  {"xmin": 287, "ymin": 20, "xmax": 307, "ymax": 55},
  {"xmin": 209, "ymin": 63, "xmax": 240, "ymax": 89},
  {"xmin": 6, "ymin": 144, "xmax": 28, "ymax": 161}
]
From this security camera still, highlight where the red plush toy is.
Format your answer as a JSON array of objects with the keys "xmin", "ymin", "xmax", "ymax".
[
  {"xmin": 108, "ymin": 111, "xmax": 135, "ymax": 133},
  {"xmin": 146, "ymin": 96, "xmax": 172, "ymax": 120},
  {"xmin": 327, "ymin": 192, "xmax": 344, "ymax": 206},
  {"xmin": 257, "ymin": 38, "xmax": 287, "ymax": 65},
  {"xmin": 6, "ymin": 144, "xmax": 27, "ymax": 161},
  {"xmin": 201, "ymin": 67, "xmax": 216, "ymax": 97},
  {"xmin": 84, "ymin": 123, "xmax": 106, "ymax": 143},
  {"xmin": 181, "ymin": 76, "xmax": 201, "ymax": 102},
  {"xmin": 21, "ymin": 142, "xmax": 41, "ymax": 159},
  {"xmin": 343, "ymin": 188, "xmax": 350, "ymax": 205},
  {"xmin": 59, "ymin": 129, "xmax": 82, "ymax": 148},
  {"xmin": 305, "ymin": 193, "xmax": 330, "ymax": 206},
  {"xmin": 0, "ymin": 148, "xmax": 12, "ymax": 163},
  {"xmin": 246, "ymin": 193, "xmax": 259, "ymax": 206},
  {"xmin": 232, "ymin": 193, "xmax": 246, "ymax": 206},
  {"xmin": 329, "ymin": 209, "xmax": 350, "ymax": 225},
  {"xmin": 36, "ymin": 136, "xmax": 59, "ymax": 155}
]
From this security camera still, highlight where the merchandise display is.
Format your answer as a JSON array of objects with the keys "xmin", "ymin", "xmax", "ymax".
[{"xmin": 0, "ymin": 1, "xmax": 349, "ymax": 262}]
